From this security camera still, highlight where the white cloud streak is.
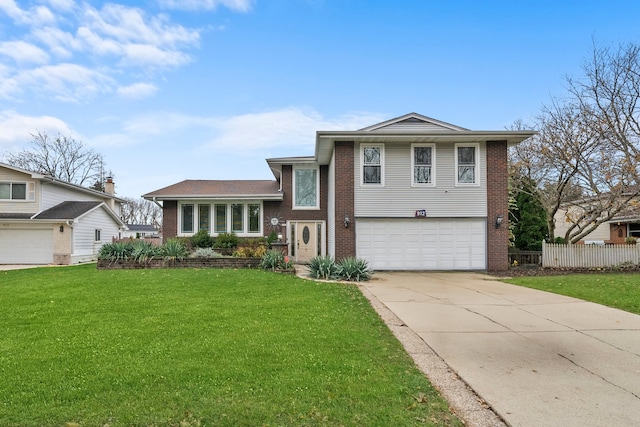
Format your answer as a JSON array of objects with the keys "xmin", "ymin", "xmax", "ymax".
[{"xmin": 158, "ymin": 0, "xmax": 253, "ymax": 12}]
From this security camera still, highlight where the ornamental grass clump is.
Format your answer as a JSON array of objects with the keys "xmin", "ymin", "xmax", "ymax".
[
  {"xmin": 307, "ymin": 255, "xmax": 340, "ymax": 280},
  {"xmin": 337, "ymin": 256, "xmax": 372, "ymax": 281},
  {"xmin": 160, "ymin": 238, "xmax": 189, "ymax": 261},
  {"xmin": 98, "ymin": 241, "xmax": 133, "ymax": 262},
  {"xmin": 130, "ymin": 240, "xmax": 159, "ymax": 264}
]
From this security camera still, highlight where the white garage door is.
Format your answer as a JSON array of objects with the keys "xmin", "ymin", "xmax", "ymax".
[
  {"xmin": 356, "ymin": 218, "xmax": 486, "ymax": 270},
  {"xmin": 0, "ymin": 228, "xmax": 54, "ymax": 264}
]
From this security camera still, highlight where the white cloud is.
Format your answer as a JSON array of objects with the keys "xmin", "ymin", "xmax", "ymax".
[
  {"xmin": 0, "ymin": 40, "xmax": 50, "ymax": 65},
  {"xmin": 117, "ymin": 82, "xmax": 158, "ymax": 99},
  {"xmin": 16, "ymin": 63, "xmax": 115, "ymax": 102},
  {"xmin": 158, "ymin": 0, "xmax": 253, "ymax": 12},
  {"xmin": 0, "ymin": 110, "xmax": 73, "ymax": 148}
]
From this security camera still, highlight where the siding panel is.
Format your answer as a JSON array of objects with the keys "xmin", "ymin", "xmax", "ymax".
[{"xmin": 354, "ymin": 142, "xmax": 487, "ymax": 217}]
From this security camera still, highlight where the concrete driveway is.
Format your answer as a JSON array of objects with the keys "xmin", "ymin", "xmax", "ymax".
[{"xmin": 360, "ymin": 272, "xmax": 640, "ymax": 427}]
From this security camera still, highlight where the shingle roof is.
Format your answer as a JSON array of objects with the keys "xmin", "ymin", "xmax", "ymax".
[
  {"xmin": 126, "ymin": 224, "xmax": 158, "ymax": 232},
  {"xmin": 0, "ymin": 213, "xmax": 35, "ymax": 219},
  {"xmin": 34, "ymin": 201, "xmax": 102, "ymax": 220},
  {"xmin": 143, "ymin": 180, "xmax": 281, "ymax": 198}
]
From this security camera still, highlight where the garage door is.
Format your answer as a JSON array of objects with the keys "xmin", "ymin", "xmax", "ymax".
[
  {"xmin": 356, "ymin": 218, "xmax": 486, "ymax": 270},
  {"xmin": 0, "ymin": 228, "xmax": 54, "ymax": 264}
]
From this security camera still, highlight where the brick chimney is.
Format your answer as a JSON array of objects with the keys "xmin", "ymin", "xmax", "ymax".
[{"xmin": 105, "ymin": 177, "xmax": 115, "ymax": 195}]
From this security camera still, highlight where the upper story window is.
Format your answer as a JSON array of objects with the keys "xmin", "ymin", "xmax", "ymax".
[
  {"xmin": 455, "ymin": 144, "xmax": 479, "ymax": 185},
  {"xmin": 0, "ymin": 181, "xmax": 34, "ymax": 201},
  {"xmin": 412, "ymin": 144, "xmax": 435, "ymax": 186},
  {"xmin": 362, "ymin": 144, "xmax": 384, "ymax": 185},
  {"xmin": 293, "ymin": 167, "xmax": 319, "ymax": 209}
]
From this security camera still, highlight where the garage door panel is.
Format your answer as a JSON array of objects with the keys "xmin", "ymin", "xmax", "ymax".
[
  {"xmin": 0, "ymin": 228, "xmax": 53, "ymax": 264},
  {"xmin": 356, "ymin": 219, "xmax": 486, "ymax": 271}
]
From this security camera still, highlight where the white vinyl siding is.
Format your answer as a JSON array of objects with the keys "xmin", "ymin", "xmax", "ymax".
[
  {"xmin": 354, "ymin": 142, "xmax": 487, "ymax": 217},
  {"xmin": 356, "ymin": 218, "xmax": 486, "ymax": 270},
  {"xmin": 41, "ymin": 182, "xmax": 123, "ymax": 217},
  {"xmin": 73, "ymin": 207, "xmax": 121, "ymax": 262}
]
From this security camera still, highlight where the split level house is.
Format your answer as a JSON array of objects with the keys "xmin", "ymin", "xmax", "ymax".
[
  {"xmin": 0, "ymin": 162, "xmax": 126, "ymax": 264},
  {"xmin": 144, "ymin": 113, "xmax": 535, "ymax": 271}
]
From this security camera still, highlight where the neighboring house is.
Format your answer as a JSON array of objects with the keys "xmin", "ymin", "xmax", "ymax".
[
  {"xmin": 554, "ymin": 196, "xmax": 640, "ymax": 244},
  {"xmin": 143, "ymin": 113, "xmax": 534, "ymax": 270},
  {"xmin": 0, "ymin": 163, "xmax": 127, "ymax": 264},
  {"xmin": 121, "ymin": 224, "xmax": 160, "ymax": 239}
]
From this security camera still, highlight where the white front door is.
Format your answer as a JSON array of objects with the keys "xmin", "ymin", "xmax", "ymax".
[{"xmin": 293, "ymin": 221, "xmax": 323, "ymax": 263}]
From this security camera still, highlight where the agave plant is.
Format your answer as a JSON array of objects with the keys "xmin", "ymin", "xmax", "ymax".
[
  {"xmin": 161, "ymin": 239, "xmax": 189, "ymax": 261},
  {"xmin": 337, "ymin": 257, "xmax": 372, "ymax": 281},
  {"xmin": 307, "ymin": 255, "xmax": 339, "ymax": 280}
]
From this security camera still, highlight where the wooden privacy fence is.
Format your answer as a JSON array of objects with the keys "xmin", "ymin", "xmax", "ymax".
[{"xmin": 542, "ymin": 241, "xmax": 640, "ymax": 268}]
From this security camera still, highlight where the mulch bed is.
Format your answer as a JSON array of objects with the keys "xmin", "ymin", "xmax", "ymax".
[{"xmin": 491, "ymin": 265, "xmax": 640, "ymax": 277}]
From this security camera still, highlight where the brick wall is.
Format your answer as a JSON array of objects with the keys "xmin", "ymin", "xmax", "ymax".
[
  {"xmin": 486, "ymin": 141, "xmax": 509, "ymax": 271},
  {"xmin": 163, "ymin": 200, "xmax": 177, "ymax": 239},
  {"xmin": 334, "ymin": 141, "xmax": 355, "ymax": 260}
]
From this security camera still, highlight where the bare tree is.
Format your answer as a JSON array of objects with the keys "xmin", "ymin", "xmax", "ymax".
[
  {"xmin": 511, "ymin": 40, "xmax": 640, "ymax": 243},
  {"xmin": 121, "ymin": 197, "xmax": 162, "ymax": 228},
  {"xmin": 4, "ymin": 131, "xmax": 105, "ymax": 187}
]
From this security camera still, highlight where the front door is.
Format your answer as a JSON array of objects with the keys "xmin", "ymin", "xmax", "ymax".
[{"xmin": 294, "ymin": 222, "xmax": 320, "ymax": 263}]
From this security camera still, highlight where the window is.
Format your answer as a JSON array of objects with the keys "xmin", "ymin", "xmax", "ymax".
[
  {"xmin": 94, "ymin": 229, "xmax": 102, "ymax": 242},
  {"xmin": 293, "ymin": 167, "xmax": 319, "ymax": 209},
  {"xmin": 455, "ymin": 144, "xmax": 479, "ymax": 185},
  {"xmin": 231, "ymin": 204, "xmax": 243, "ymax": 233},
  {"xmin": 198, "ymin": 204, "xmax": 210, "ymax": 232},
  {"xmin": 248, "ymin": 204, "xmax": 261, "ymax": 233},
  {"xmin": 362, "ymin": 145, "xmax": 383, "ymax": 185},
  {"xmin": 181, "ymin": 204, "xmax": 194, "ymax": 233},
  {"xmin": 412, "ymin": 144, "xmax": 435, "ymax": 185},
  {"xmin": 0, "ymin": 182, "xmax": 32, "ymax": 200},
  {"xmin": 215, "ymin": 204, "xmax": 227, "ymax": 233}
]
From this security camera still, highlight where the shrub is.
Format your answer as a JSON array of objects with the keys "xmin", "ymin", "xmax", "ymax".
[
  {"xmin": 266, "ymin": 230, "xmax": 279, "ymax": 245},
  {"xmin": 161, "ymin": 239, "xmax": 189, "ymax": 261},
  {"xmin": 260, "ymin": 249, "xmax": 284, "ymax": 271},
  {"xmin": 307, "ymin": 255, "xmax": 340, "ymax": 280},
  {"xmin": 337, "ymin": 257, "xmax": 371, "ymax": 282},
  {"xmin": 130, "ymin": 240, "xmax": 158, "ymax": 264},
  {"xmin": 191, "ymin": 229, "xmax": 214, "ymax": 248},
  {"xmin": 214, "ymin": 232, "xmax": 239, "ymax": 248},
  {"xmin": 192, "ymin": 247, "xmax": 222, "ymax": 258},
  {"xmin": 98, "ymin": 242, "xmax": 133, "ymax": 262},
  {"xmin": 625, "ymin": 236, "xmax": 638, "ymax": 245}
]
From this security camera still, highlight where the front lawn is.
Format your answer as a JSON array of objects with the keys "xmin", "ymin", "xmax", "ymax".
[
  {"xmin": 0, "ymin": 265, "xmax": 460, "ymax": 426},
  {"xmin": 503, "ymin": 273, "xmax": 640, "ymax": 315}
]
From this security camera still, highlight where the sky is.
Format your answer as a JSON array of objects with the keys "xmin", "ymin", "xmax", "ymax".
[{"xmin": 1, "ymin": 0, "xmax": 640, "ymax": 199}]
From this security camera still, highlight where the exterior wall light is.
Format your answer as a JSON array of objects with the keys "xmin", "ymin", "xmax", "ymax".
[
  {"xmin": 59, "ymin": 225, "xmax": 64, "ymax": 232},
  {"xmin": 344, "ymin": 214, "xmax": 351, "ymax": 228},
  {"xmin": 495, "ymin": 215, "xmax": 503, "ymax": 229}
]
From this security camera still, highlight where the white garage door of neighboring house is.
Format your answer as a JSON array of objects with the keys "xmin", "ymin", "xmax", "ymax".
[
  {"xmin": 0, "ymin": 228, "xmax": 54, "ymax": 264},
  {"xmin": 356, "ymin": 218, "xmax": 486, "ymax": 270}
]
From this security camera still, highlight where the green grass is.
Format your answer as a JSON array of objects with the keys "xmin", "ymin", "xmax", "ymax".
[
  {"xmin": 503, "ymin": 273, "xmax": 640, "ymax": 315},
  {"xmin": 0, "ymin": 265, "xmax": 461, "ymax": 427}
]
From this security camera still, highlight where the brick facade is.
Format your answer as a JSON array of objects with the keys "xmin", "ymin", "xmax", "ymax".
[
  {"xmin": 163, "ymin": 200, "xmax": 178, "ymax": 239},
  {"xmin": 486, "ymin": 141, "xmax": 509, "ymax": 271},
  {"xmin": 333, "ymin": 141, "xmax": 356, "ymax": 260}
]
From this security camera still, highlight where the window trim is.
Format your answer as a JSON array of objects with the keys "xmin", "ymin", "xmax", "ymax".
[
  {"xmin": 292, "ymin": 165, "xmax": 320, "ymax": 210},
  {"xmin": 179, "ymin": 201, "xmax": 263, "ymax": 236},
  {"xmin": 0, "ymin": 181, "xmax": 35, "ymax": 201},
  {"xmin": 411, "ymin": 143, "xmax": 436, "ymax": 187},
  {"xmin": 454, "ymin": 143, "xmax": 480, "ymax": 186},
  {"xmin": 360, "ymin": 144, "xmax": 385, "ymax": 186}
]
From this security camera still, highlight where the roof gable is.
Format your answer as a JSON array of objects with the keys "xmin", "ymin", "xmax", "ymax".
[{"xmin": 359, "ymin": 112, "xmax": 469, "ymax": 132}]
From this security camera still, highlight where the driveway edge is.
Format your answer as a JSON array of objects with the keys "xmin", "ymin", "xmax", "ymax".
[{"xmin": 358, "ymin": 284, "xmax": 507, "ymax": 427}]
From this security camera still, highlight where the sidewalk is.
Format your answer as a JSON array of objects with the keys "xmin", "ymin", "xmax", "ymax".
[{"xmin": 361, "ymin": 272, "xmax": 640, "ymax": 427}]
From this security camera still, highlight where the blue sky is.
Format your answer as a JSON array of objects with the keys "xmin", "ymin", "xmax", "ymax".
[{"xmin": 1, "ymin": 0, "xmax": 639, "ymax": 198}]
